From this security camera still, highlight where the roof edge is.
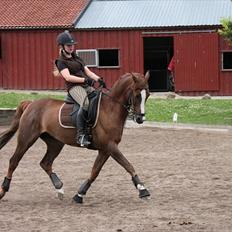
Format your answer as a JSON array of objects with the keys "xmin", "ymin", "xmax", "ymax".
[
  {"xmin": 72, "ymin": 0, "xmax": 93, "ymax": 27},
  {"xmin": 76, "ymin": 24, "xmax": 221, "ymax": 31},
  {"xmin": 0, "ymin": 25, "xmax": 75, "ymax": 30}
]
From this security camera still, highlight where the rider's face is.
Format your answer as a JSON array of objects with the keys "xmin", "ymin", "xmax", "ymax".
[{"xmin": 64, "ymin": 44, "xmax": 75, "ymax": 54}]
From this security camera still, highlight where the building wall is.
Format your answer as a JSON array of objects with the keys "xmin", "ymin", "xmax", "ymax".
[
  {"xmin": 219, "ymin": 37, "xmax": 232, "ymax": 95},
  {"xmin": 76, "ymin": 29, "xmax": 232, "ymax": 95},
  {"xmin": 0, "ymin": 29, "xmax": 232, "ymax": 95},
  {"xmin": 75, "ymin": 30, "xmax": 144, "ymax": 87},
  {"xmin": 0, "ymin": 30, "xmax": 64, "ymax": 90}
]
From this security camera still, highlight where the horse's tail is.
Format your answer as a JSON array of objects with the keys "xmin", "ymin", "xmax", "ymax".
[{"xmin": 0, "ymin": 100, "xmax": 32, "ymax": 150}]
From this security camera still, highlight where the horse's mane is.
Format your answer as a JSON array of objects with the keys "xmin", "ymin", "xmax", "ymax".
[
  {"xmin": 110, "ymin": 73, "xmax": 134, "ymax": 97},
  {"xmin": 113, "ymin": 72, "xmax": 145, "ymax": 89}
]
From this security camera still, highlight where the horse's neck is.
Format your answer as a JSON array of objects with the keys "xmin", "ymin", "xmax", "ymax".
[
  {"xmin": 110, "ymin": 76, "xmax": 132, "ymax": 104},
  {"xmin": 106, "ymin": 77, "xmax": 132, "ymax": 123}
]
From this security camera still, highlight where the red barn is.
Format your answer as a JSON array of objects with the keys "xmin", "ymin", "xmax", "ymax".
[
  {"xmin": 0, "ymin": 0, "xmax": 232, "ymax": 96},
  {"xmin": 0, "ymin": 0, "xmax": 91, "ymax": 90}
]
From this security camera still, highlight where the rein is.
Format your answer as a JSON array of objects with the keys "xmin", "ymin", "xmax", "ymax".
[
  {"xmin": 100, "ymin": 88, "xmax": 142, "ymax": 118},
  {"xmin": 102, "ymin": 91, "xmax": 131, "ymax": 113},
  {"xmin": 95, "ymin": 84, "xmax": 131, "ymax": 112}
]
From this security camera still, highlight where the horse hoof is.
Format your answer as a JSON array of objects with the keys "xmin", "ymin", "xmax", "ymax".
[
  {"xmin": 0, "ymin": 189, "xmax": 6, "ymax": 200},
  {"xmin": 56, "ymin": 188, "xmax": 64, "ymax": 201},
  {"xmin": 73, "ymin": 194, "xmax": 83, "ymax": 204},
  {"xmin": 139, "ymin": 189, "xmax": 150, "ymax": 199}
]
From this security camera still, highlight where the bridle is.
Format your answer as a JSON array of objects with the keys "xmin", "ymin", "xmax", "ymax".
[
  {"xmin": 96, "ymin": 72, "xmax": 148, "ymax": 122},
  {"xmin": 101, "ymin": 88, "xmax": 146, "ymax": 120},
  {"xmin": 102, "ymin": 91, "xmax": 131, "ymax": 112},
  {"xmin": 127, "ymin": 90, "xmax": 146, "ymax": 120}
]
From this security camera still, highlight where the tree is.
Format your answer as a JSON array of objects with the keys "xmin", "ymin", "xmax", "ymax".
[{"xmin": 218, "ymin": 17, "xmax": 232, "ymax": 44}]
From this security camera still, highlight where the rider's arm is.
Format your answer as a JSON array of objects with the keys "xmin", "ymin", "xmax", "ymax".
[
  {"xmin": 84, "ymin": 66, "xmax": 101, "ymax": 81},
  {"xmin": 60, "ymin": 68, "xmax": 85, "ymax": 83}
]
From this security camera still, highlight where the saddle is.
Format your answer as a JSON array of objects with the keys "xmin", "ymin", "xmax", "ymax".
[{"xmin": 59, "ymin": 90, "xmax": 102, "ymax": 130}]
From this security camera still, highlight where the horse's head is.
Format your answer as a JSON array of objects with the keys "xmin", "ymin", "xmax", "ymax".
[{"xmin": 129, "ymin": 71, "xmax": 150, "ymax": 124}]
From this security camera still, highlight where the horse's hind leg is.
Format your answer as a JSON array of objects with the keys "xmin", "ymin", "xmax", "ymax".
[
  {"xmin": 40, "ymin": 133, "xmax": 64, "ymax": 200},
  {"xmin": 0, "ymin": 128, "xmax": 40, "ymax": 200},
  {"xmin": 108, "ymin": 142, "xmax": 150, "ymax": 199},
  {"xmin": 73, "ymin": 150, "xmax": 110, "ymax": 203}
]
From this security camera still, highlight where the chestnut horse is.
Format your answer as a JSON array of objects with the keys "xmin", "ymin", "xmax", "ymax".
[{"xmin": 0, "ymin": 72, "xmax": 150, "ymax": 203}]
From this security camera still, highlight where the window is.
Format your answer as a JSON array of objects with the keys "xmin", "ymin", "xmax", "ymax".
[
  {"xmin": 222, "ymin": 51, "xmax": 232, "ymax": 71},
  {"xmin": 98, "ymin": 49, "xmax": 119, "ymax": 67},
  {"xmin": 76, "ymin": 49, "xmax": 119, "ymax": 68}
]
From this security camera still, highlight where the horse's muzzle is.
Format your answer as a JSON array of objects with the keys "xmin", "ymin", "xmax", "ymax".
[{"xmin": 134, "ymin": 114, "xmax": 145, "ymax": 124}]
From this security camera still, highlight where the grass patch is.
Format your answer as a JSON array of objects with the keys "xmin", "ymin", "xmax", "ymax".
[
  {"xmin": 146, "ymin": 98, "xmax": 232, "ymax": 126},
  {"xmin": 0, "ymin": 92, "xmax": 64, "ymax": 108},
  {"xmin": 0, "ymin": 92, "xmax": 231, "ymax": 126}
]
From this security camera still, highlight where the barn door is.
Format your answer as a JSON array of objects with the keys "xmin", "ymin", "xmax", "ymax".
[{"xmin": 175, "ymin": 33, "xmax": 219, "ymax": 91}]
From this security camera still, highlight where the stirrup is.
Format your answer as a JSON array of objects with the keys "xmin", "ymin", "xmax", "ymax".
[{"xmin": 77, "ymin": 135, "xmax": 91, "ymax": 147}]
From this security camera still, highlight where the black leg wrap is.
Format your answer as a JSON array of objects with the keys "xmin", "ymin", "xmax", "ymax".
[
  {"xmin": 1, "ymin": 177, "xmax": 11, "ymax": 192},
  {"xmin": 78, "ymin": 179, "xmax": 91, "ymax": 195},
  {"xmin": 50, "ymin": 172, "xmax": 63, "ymax": 189},
  {"xmin": 132, "ymin": 175, "xmax": 142, "ymax": 188}
]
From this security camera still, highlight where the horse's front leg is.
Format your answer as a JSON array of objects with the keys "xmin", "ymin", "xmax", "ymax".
[
  {"xmin": 73, "ymin": 150, "xmax": 110, "ymax": 203},
  {"xmin": 108, "ymin": 142, "xmax": 150, "ymax": 199}
]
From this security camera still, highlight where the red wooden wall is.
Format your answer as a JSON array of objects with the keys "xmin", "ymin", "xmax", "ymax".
[
  {"xmin": 0, "ymin": 29, "xmax": 232, "ymax": 95},
  {"xmin": 0, "ymin": 30, "xmax": 64, "ymax": 90},
  {"xmin": 75, "ymin": 30, "xmax": 144, "ymax": 87},
  {"xmin": 219, "ymin": 37, "xmax": 232, "ymax": 95}
]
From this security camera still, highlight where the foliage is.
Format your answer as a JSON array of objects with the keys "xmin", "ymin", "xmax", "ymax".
[{"xmin": 218, "ymin": 17, "xmax": 232, "ymax": 43}]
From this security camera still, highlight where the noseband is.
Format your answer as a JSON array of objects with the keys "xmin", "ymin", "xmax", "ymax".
[{"xmin": 127, "ymin": 91, "xmax": 145, "ymax": 120}]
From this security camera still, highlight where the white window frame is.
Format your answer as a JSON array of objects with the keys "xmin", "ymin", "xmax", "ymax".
[{"xmin": 76, "ymin": 49, "xmax": 98, "ymax": 67}]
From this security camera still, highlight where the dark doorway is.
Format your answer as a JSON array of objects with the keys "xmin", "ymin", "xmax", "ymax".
[{"xmin": 144, "ymin": 37, "xmax": 173, "ymax": 92}]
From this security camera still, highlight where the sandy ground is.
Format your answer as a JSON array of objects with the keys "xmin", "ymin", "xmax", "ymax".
[{"xmin": 0, "ymin": 125, "xmax": 232, "ymax": 232}]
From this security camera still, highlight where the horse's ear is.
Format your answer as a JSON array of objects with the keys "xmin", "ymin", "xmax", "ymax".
[{"xmin": 145, "ymin": 70, "xmax": 150, "ymax": 81}]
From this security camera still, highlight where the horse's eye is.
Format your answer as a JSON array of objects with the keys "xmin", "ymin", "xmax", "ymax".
[{"xmin": 136, "ymin": 94, "xmax": 141, "ymax": 101}]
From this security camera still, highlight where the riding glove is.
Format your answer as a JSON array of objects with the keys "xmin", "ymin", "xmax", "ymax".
[{"xmin": 98, "ymin": 79, "xmax": 106, "ymax": 88}]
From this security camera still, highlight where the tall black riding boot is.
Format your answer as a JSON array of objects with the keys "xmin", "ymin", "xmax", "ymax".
[{"xmin": 76, "ymin": 108, "xmax": 91, "ymax": 147}]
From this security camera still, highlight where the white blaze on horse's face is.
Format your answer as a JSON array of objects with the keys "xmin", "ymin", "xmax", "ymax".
[{"xmin": 140, "ymin": 89, "xmax": 146, "ymax": 121}]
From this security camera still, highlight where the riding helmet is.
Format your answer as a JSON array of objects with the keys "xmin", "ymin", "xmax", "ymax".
[{"xmin": 56, "ymin": 30, "xmax": 77, "ymax": 45}]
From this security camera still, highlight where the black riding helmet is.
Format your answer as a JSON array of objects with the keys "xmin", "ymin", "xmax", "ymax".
[{"xmin": 56, "ymin": 30, "xmax": 77, "ymax": 46}]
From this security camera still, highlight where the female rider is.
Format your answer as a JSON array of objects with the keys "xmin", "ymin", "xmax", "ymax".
[{"xmin": 55, "ymin": 30, "xmax": 106, "ymax": 147}]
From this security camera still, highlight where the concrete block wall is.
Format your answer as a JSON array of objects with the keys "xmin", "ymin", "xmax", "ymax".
[{"xmin": 0, "ymin": 109, "xmax": 16, "ymax": 126}]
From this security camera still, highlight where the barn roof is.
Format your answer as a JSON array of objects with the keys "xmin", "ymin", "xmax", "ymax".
[
  {"xmin": 75, "ymin": 0, "xmax": 232, "ymax": 29},
  {"xmin": 0, "ymin": 0, "xmax": 91, "ymax": 29}
]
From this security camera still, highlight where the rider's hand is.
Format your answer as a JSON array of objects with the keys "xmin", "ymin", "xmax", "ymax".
[{"xmin": 98, "ymin": 78, "xmax": 106, "ymax": 88}]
